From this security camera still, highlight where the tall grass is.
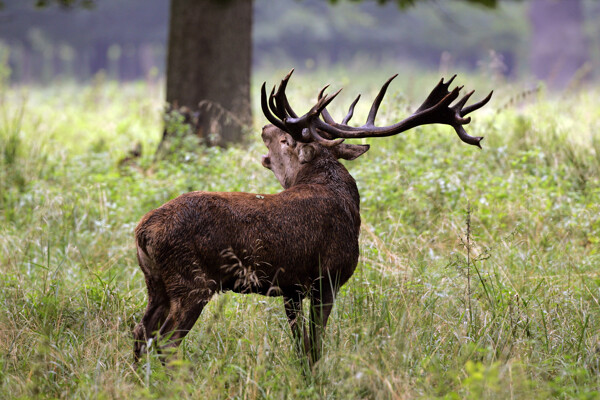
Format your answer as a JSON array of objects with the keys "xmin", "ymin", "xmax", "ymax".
[{"xmin": 0, "ymin": 68, "xmax": 599, "ymax": 398}]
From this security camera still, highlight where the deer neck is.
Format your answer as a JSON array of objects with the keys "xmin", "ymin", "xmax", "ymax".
[{"xmin": 293, "ymin": 157, "xmax": 361, "ymax": 221}]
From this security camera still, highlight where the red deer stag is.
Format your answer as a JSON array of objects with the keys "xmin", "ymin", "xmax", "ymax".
[{"xmin": 133, "ymin": 70, "xmax": 492, "ymax": 365}]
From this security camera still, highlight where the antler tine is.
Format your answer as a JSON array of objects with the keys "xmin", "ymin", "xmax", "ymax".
[
  {"xmin": 316, "ymin": 84, "xmax": 337, "ymax": 125},
  {"xmin": 366, "ymin": 74, "xmax": 398, "ymax": 126},
  {"xmin": 282, "ymin": 68, "xmax": 295, "ymax": 86},
  {"xmin": 415, "ymin": 74, "xmax": 458, "ymax": 113},
  {"xmin": 282, "ymin": 69, "xmax": 301, "ymax": 118},
  {"xmin": 342, "ymin": 94, "xmax": 361, "ymax": 125},
  {"xmin": 284, "ymin": 100, "xmax": 298, "ymax": 118},
  {"xmin": 268, "ymin": 85, "xmax": 284, "ymax": 119},
  {"xmin": 317, "ymin": 86, "xmax": 361, "ymax": 130},
  {"xmin": 461, "ymin": 90, "xmax": 493, "ymax": 117},
  {"xmin": 284, "ymin": 88, "xmax": 342, "ymax": 129},
  {"xmin": 261, "ymin": 83, "xmax": 287, "ymax": 131},
  {"xmin": 437, "ymin": 85, "xmax": 462, "ymax": 109},
  {"xmin": 454, "ymin": 124, "xmax": 483, "ymax": 148},
  {"xmin": 317, "ymin": 84, "xmax": 330, "ymax": 100},
  {"xmin": 444, "ymin": 74, "xmax": 457, "ymax": 89},
  {"xmin": 308, "ymin": 125, "xmax": 344, "ymax": 147},
  {"xmin": 453, "ymin": 89, "xmax": 475, "ymax": 112},
  {"xmin": 273, "ymin": 86, "xmax": 287, "ymax": 120},
  {"xmin": 274, "ymin": 69, "xmax": 299, "ymax": 119},
  {"xmin": 317, "ymin": 88, "xmax": 343, "ymax": 113}
]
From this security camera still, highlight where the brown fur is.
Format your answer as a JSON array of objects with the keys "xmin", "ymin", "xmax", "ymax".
[{"xmin": 133, "ymin": 125, "xmax": 369, "ymax": 365}]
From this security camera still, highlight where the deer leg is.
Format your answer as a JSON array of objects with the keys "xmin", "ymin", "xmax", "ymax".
[
  {"xmin": 133, "ymin": 251, "xmax": 170, "ymax": 362},
  {"xmin": 155, "ymin": 286, "xmax": 213, "ymax": 362},
  {"xmin": 307, "ymin": 282, "xmax": 336, "ymax": 365},
  {"xmin": 133, "ymin": 291, "xmax": 169, "ymax": 362},
  {"xmin": 283, "ymin": 292, "xmax": 307, "ymax": 356}
]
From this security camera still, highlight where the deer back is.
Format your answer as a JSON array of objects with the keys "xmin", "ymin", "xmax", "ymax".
[{"xmin": 135, "ymin": 143, "xmax": 362, "ymax": 295}]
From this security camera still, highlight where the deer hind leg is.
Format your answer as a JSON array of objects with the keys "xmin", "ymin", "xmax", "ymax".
[
  {"xmin": 155, "ymin": 271, "xmax": 215, "ymax": 362},
  {"xmin": 133, "ymin": 248, "xmax": 170, "ymax": 362}
]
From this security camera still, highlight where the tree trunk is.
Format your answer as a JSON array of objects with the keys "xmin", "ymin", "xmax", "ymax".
[
  {"xmin": 529, "ymin": 0, "xmax": 589, "ymax": 90},
  {"xmin": 165, "ymin": 0, "xmax": 252, "ymax": 146}
]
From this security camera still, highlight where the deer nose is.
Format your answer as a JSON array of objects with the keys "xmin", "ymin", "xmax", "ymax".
[{"xmin": 261, "ymin": 155, "xmax": 271, "ymax": 169}]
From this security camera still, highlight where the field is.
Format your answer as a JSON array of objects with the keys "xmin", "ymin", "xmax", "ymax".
[{"xmin": 1, "ymin": 67, "xmax": 599, "ymax": 399}]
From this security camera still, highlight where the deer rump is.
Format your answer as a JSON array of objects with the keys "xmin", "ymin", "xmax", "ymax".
[{"xmin": 135, "ymin": 187, "xmax": 360, "ymax": 297}]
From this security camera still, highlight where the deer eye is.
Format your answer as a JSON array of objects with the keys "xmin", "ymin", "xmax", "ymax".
[{"xmin": 280, "ymin": 138, "xmax": 288, "ymax": 145}]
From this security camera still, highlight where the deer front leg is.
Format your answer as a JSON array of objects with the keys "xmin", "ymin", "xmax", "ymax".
[
  {"xmin": 307, "ymin": 285, "xmax": 336, "ymax": 366},
  {"xmin": 283, "ymin": 292, "xmax": 308, "ymax": 357}
]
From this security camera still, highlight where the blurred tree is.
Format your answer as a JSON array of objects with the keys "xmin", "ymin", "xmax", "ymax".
[{"xmin": 165, "ymin": 0, "xmax": 252, "ymax": 147}]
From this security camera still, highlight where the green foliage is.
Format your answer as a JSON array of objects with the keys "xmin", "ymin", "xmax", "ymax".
[{"xmin": 1, "ymin": 68, "xmax": 600, "ymax": 398}]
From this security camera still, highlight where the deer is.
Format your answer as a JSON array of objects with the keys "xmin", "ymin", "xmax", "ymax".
[{"xmin": 132, "ymin": 70, "xmax": 492, "ymax": 366}]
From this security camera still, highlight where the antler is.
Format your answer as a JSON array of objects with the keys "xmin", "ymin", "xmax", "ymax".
[
  {"xmin": 261, "ymin": 70, "xmax": 493, "ymax": 148},
  {"xmin": 261, "ymin": 69, "xmax": 345, "ymax": 147}
]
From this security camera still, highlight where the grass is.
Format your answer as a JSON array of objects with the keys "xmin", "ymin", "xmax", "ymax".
[{"xmin": 0, "ymin": 66, "xmax": 599, "ymax": 399}]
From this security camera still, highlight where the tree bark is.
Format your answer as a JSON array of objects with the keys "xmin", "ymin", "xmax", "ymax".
[
  {"xmin": 166, "ymin": 0, "xmax": 252, "ymax": 146},
  {"xmin": 529, "ymin": 0, "xmax": 589, "ymax": 90}
]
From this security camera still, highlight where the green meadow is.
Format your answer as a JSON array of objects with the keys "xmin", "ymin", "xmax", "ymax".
[{"xmin": 1, "ymin": 67, "xmax": 599, "ymax": 398}]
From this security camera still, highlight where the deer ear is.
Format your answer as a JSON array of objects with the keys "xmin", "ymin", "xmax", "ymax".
[
  {"xmin": 298, "ymin": 143, "xmax": 317, "ymax": 164},
  {"xmin": 332, "ymin": 143, "xmax": 370, "ymax": 160}
]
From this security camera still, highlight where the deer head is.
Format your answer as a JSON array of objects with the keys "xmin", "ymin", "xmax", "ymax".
[
  {"xmin": 260, "ymin": 70, "xmax": 493, "ymax": 187},
  {"xmin": 261, "ymin": 124, "xmax": 369, "ymax": 189}
]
